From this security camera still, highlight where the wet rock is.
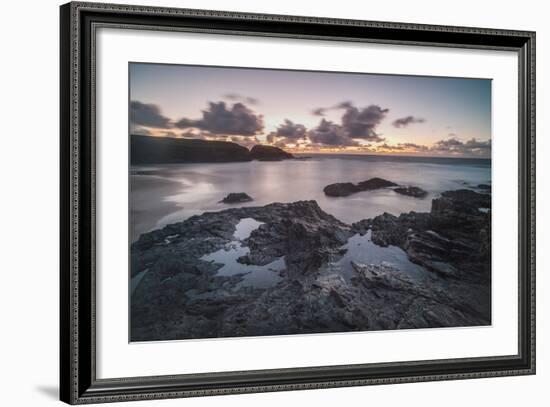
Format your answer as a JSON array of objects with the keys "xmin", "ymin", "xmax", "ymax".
[
  {"xmin": 323, "ymin": 182, "xmax": 359, "ymax": 197},
  {"xmin": 357, "ymin": 189, "xmax": 492, "ymax": 281},
  {"xmin": 394, "ymin": 186, "xmax": 428, "ymax": 198},
  {"xmin": 357, "ymin": 177, "xmax": 398, "ymax": 190},
  {"xmin": 131, "ymin": 190, "xmax": 491, "ymax": 341},
  {"xmin": 220, "ymin": 192, "xmax": 254, "ymax": 204},
  {"xmin": 131, "ymin": 201, "xmax": 354, "ymax": 340},
  {"xmin": 349, "ymin": 261, "xmax": 489, "ymax": 330},
  {"xmin": 363, "ymin": 213, "xmax": 406, "ymax": 247},
  {"xmin": 324, "ymin": 177, "xmax": 397, "ymax": 197}
]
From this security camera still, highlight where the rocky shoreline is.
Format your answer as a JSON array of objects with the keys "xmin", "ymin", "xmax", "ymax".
[{"xmin": 130, "ymin": 189, "xmax": 491, "ymax": 341}]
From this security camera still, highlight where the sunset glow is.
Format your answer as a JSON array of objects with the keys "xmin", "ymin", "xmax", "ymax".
[{"xmin": 130, "ymin": 63, "xmax": 491, "ymax": 158}]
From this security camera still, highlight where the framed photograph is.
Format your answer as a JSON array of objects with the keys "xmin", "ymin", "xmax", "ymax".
[{"xmin": 60, "ymin": 1, "xmax": 535, "ymax": 404}]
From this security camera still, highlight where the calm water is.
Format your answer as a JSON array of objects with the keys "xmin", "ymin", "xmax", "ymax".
[
  {"xmin": 200, "ymin": 218, "xmax": 285, "ymax": 288},
  {"xmin": 130, "ymin": 154, "xmax": 490, "ymax": 243}
]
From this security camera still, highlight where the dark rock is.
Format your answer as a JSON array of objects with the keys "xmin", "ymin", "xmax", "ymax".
[
  {"xmin": 348, "ymin": 261, "xmax": 489, "ymax": 329},
  {"xmin": 220, "ymin": 192, "xmax": 253, "ymax": 204},
  {"xmin": 394, "ymin": 186, "xmax": 428, "ymax": 198},
  {"xmin": 131, "ymin": 190, "xmax": 491, "ymax": 341},
  {"xmin": 430, "ymin": 189, "xmax": 491, "ymax": 239},
  {"xmin": 249, "ymin": 144, "xmax": 294, "ymax": 161},
  {"xmin": 130, "ymin": 201, "xmax": 355, "ymax": 340},
  {"xmin": 478, "ymin": 184, "xmax": 491, "ymax": 190},
  {"xmin": 323, "ymin": 182, "xmax": 359, "ymax": 197},
  {"xmin": 357, "ymin": 177, "xmax": 398, "ymax": 190},
  {"xmin": 323, "ymin": 177, "xmax": 397, "ymax": 197},
  {"xmin": 436, "ymin": 189, "xmax": 491, "ymax": 210},
  {"xmin": 355, "ymin": 189, "xmax": 492, "ymax": 282},
  {"xmin": 366, "ymin": 212, "xmax": 406, "ymax": 247}
]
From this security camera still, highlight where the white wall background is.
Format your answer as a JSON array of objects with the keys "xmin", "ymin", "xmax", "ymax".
[{"xmin": 0, "ymin": 0, "xmax": 546, "ymax": 405}]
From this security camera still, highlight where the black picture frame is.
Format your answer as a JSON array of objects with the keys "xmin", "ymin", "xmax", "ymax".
[{"xmin": 60, "ymin": 1, "xmax": 536, "ymax": 404}]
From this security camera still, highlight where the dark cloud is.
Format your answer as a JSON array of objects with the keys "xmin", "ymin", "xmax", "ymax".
[
  {"xmin": 310, "ymin": 101, "xmax": 389, "ymax": 142},
  {"xmin": 266, "ymin": 119, "xmax": 307, "ymax": 144},
  {"xmin": 158, "ymin": 130, "xmax": 179, "ymax": 138},
  {"xmin": 431, "ymin": 137, "xmax": 491, "ymax": 156},
  {"xmin": 175, "ymin": 101, "xmax": 264, "ymax": 136},
  {"xmin": 178, "ymin": 131, "xmax": 208, "ymax": 140},
  {"xmin": 464, "ymin": 138, "xmax": 492, "ymax": 149},
  {"xmin": 312, "ymin": 107, "xmax": 326, "ymax": 116},
  {"xmin": 224, "ymin": 93, "xmax": 259, "ymax": 105},
  {"xmin": 230, "ymin": 135, "xmax": 261, "ymax": 148},
  {"xmin": 340, "ymin": 104, "xmax": 388, "ymax": 141},
  {"xmin": 392, "ymin": 115, "xmax": 426, "ymax": 128},
  {"xmin": 335, "ymin": 101, "xmax": 354, "ymax": 109},
  {"xmin": 130, "ymin": 101, "xmax": 172, "ymax": 128},
  {"xmin": 399, "ymin": 142, "xmax": 429, "ymax": 152},
  {"xmin": 433, "ymin": 137, "xmax": 464, "ymax": 149},
  {"xmin": 379, "ymin": 143, "xmax": 405, "ymax": 151},
  {"xmin": 378, "ymin": 142, "xmax": 430, "ymax": 152},
  {"xmin": 308, "ymin": 119, "xmax": 359, "ymax": 146},
  {"xmin": 130, "ymin": 125, "xmax": 152, "ymax": 136}
]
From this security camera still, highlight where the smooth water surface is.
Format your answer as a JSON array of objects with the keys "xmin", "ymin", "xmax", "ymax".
[
  {"xmin": 130, "ymin": 154, "xmax": 490, "ymax": 242},
  {"xmin": 200, "ymin": 218, "xmax": 285, "ymax": 288}
]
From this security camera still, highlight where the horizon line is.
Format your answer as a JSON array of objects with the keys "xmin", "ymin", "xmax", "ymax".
[{"xmin": 130, "ymin": 133, "xmax": 491, "ymax": 160}]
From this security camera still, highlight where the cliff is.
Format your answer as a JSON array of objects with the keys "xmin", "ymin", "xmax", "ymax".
[{"xmin": 130, "ymin": 135, "xmax": 294, "ymax": 165}]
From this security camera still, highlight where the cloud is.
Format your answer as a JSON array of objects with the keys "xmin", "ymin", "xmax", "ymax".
[
  {"xmin": 130, "ymin": 124, "xmax": 152, "ymax": 136},
  {"xmin": 178, "ymin": 131, "xmax": 208, "ymax": 140},
  {"xmin": 157, "ymin": 130, "xmax": 179, "ymax": 138},
  {"xmin": 431, "ymin": 137, "xmax": 491, "ymax": 156},
  {"xmin": 309, "ymin": 101, "xmax": 389, "ymax": 143},
  {"xmin": 399, "ymin": 142, "xmax": 429, "ymax": 152},
  {"xmin": 175, "ymin": 101, "xmax": 264, "ymax": 136},
  {"xmin": 341, "ymin": 105, "xmax": 388, "ymax": 140},
  {"xmin": 432, "ymin": 137, "xmax": 464, "ymax": 149},
  {"xmin": 339, "ymin": 104, "xmax": 388, "ymax": 141},
  {"xmin": 308, "ymin": 119, "xmax": 359, "ymax": 146},
  {"xmin": 377, "ymin": 142, "xmax": 430, "ymax": 153},
  {"xmin": 229, "ymin": 135, "xmax": 261, "ymax": 148},
  {"xmin": 266, "ymin": 119, "xmax": 307, "ymax": 145},
  {"xmin": 224, "ymin": 93, "xmax": 259, "ymax": 105},
  {"xmin": 335, "ymin": 101, "xmax": 354, "ymax": 109},
  {"xmin": 464, "ymin": 138, "xmax": 492, "ymax": 149},
  {"xmin": 312, "ymin": 107, "xmax": 326, "ymax": 116},
  {"xmin": 130, "ymin": 101, "xmax": 172, "ymax": 128},
  {"xmin": 379, "ymin": 143, "xmax": 405, "ymax": 151},
  {"xmin": 392, "ymin": 115, "xmax": 426, "ymax": 128}
]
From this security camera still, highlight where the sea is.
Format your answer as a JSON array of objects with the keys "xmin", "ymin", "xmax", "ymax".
[{"xmin": 130, "ymin": 153, "xmax": 491, "ymax": 243}]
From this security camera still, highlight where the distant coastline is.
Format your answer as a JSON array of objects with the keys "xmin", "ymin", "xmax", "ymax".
[
  {"xmin": 130, "ymin": 134, "xmax": 294, "ymax": 165},
  {"xmin": 131, "ymin": 134, "xmax": 490, "ymax": 167}
]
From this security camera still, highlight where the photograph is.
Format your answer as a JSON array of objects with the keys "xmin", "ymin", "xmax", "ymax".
[{"xmin": 129, "ymin": 63, "xmax": 493, "ymax": 342}]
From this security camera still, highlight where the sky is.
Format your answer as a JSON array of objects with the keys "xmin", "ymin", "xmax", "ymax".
[{"xmin": 129, "ymin": 62, "xmax": 492, "ymax": 157}]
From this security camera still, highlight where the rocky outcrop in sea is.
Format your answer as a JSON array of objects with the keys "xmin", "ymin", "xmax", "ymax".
[
  {"xmin": 394, "ymin": 186, "xmax": 428, "ymax": 198},
  {"xmin": 323, "ymin": 177, "xmax": 428, "ymax": 199},
  {"xmin": 323, "ymin": 177, "xmax": 398, "ymax": 197},
  {"xmin": 220, "ymin": 192, "xmax": 254, "ymax": 204},
  {"xmin": 130, "ymin": 190, "xmax": 491, "ymax": 341}
]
